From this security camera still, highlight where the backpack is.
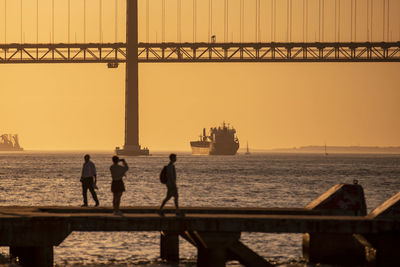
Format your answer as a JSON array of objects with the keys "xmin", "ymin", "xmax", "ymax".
[{"xmin": 160, "ymin": 165, "xmax": 168, "ymax": 184}]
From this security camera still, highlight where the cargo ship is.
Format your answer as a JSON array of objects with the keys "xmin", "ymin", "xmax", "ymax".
[
  {"xmin": 0, "ymin": 134, "xmax": 23, "ymax": 151},
  {"xmin": 190, "ymin": 122, "xmax": 239, "ymax": 155}
]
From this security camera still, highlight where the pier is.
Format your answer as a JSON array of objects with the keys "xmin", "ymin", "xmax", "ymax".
[{"xmin": 1, "ymin": 183, "xmax": 400, "ymax": 267}]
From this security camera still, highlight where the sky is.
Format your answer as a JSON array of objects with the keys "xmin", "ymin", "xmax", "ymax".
[{"xmin": 0, "ymin": 0, "xmax": 399, "ymax": 151}]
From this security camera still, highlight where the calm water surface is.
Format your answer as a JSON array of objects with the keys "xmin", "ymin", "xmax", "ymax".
[{"xmin": 0, "ymin": 152, "xmax": 399, "ymax": 266}]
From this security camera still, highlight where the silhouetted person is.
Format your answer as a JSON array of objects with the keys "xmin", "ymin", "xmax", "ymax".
[
  {"xmin": 110, "ymin": 156, "xmax": 128, "ymax": 215},
  {"xmin": 159, "ymin": 154, "xmax": 181, "ymax": 216},
  {"xmin": 81, "ymin": 154, "xmax": 99, "ymax": 207}
]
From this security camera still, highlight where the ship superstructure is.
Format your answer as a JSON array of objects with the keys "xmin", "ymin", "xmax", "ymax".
[
  {"xmin": 190, "ymin": 122, "xmax": 239, "ymax": 155},
  {"xmin": 0, "ymin": 134, "xmax": 23, "ymax": 151}
]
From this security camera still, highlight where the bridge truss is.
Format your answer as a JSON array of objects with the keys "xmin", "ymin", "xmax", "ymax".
[{"xmin": 1, "ymin": 42, "xmax": 399, "ymax": 64}]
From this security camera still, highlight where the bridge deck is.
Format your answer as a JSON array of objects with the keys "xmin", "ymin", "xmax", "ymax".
[{"xmin": 1, "ymin": 42, "xmax": 399, "ymax": 63}]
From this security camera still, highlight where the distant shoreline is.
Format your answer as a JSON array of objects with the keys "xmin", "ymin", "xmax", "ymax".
[{"xmin": 261, "ymin": 145, "xmax": 400, "ymax": 154}]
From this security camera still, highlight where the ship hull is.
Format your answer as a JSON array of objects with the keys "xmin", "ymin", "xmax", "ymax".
[
  {"xmin": 210, "ymin": 142, "xmax": 239, "ymax": 155},
  {"xmin": 190, "ymin": 141, "xmax": 239, "ymax": 155},
  {"xmin": 190, "ymin": 141, "xmax": 211, "ymax": 155}
]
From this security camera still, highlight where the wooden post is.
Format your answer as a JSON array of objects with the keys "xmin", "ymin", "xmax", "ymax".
[
  {"xmin": 160, "ymin": 231, "xmax": 179, "ymax": 262},
  {"xmin": 10, "ymin": 246, "xmax": 53, "ymax": 267}
]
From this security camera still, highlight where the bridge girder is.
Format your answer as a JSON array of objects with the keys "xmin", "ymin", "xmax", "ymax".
[{"xmin": 0, "ymin": 42, "xmax": 399, "ymax": 63}]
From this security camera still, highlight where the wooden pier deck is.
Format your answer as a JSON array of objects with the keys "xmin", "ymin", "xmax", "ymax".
[
  {"xmin": 0, "ymin": 206, "xmax": 398, "ymax": 234},
  {"xmin": 0, "ymin": 205, "xmax": 399, "ymax": 267}
]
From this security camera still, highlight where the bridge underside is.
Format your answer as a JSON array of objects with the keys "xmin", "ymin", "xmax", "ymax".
[{"xmin": 1, "ymin": 42, "xmax": 399, "ymax": 63}]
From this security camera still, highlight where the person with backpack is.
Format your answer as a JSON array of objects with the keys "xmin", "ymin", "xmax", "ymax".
[
  {"xmin": 158, "ymin": 153, "xmax": 182, "ymax": 216},
  {"xmin": 110, "ymin": 156, "xmax": 128, "ymax": 215}
]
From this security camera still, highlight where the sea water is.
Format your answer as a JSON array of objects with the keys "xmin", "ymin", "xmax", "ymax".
[{"xmin": 0, "ymin": 152, "xmax": 399, "ymax": 266}]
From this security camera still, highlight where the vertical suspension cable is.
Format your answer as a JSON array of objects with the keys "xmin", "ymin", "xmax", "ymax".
[
  {"xmin": 290, "ymin": 0, "xmax": 292, "ymax": 42},
  {"xmin": 209, "ymin": 0, "xmax": 213, "ymax": 42},
  {"xmin": 52, "ymin": 0, "xmax": 55, "ymax": 43},
  {"xmin": 20, "ymin": 0, "xmax": 22, "ymax": 43},
  {"xmin": 115, "ymin": 0, "xmax": 118, "ymax": 42},
  {"xmin": 387, "ymin": 0, "xmax": 390, "ymax": 41},
  {"xmin": 4, "ymin": 0, "xmax": 6, "ymax": 44},
  {"xmin": 224, "ymin": 0, "xmax": 227, "ymax": 42},
  {"xmin": 270, "ymin": 0, "xmax": 273, "ymax": 42},
  {"xmin": 193, "ymin": 0, "xmax": 196, "ymax": 42},
  {"xmin": 273, "ymin": 0, "xmax": 276, "ymax": 41},
  {"xmin": 258, "ymin": 0, "xmax": 261, "ymax": 42},
  {"xmin": 322, "ymin": 0, "xmax": 324, "ymax": 41},
  {"xmin": 351, "ymin": 0, "xmax": 353, "ymax": 41},
  {"xmin": 146, "ymin": 0, "xmax": 149, "ymax": 42},
  {"xmin": 338, "ymin": 0, "xmax": 341, "ymax": 42},
  {"xmin": 286, "ymin": 0, "xmax": 289, "ymax": 42},
  {"xmin": 318, "ymin": 0, "xmax": 321, "ymax": 42},
  {"xmin": 83, "ymin": 0, "xmax": 86, "ymax": 43},
  {"xmin": 37, "ymin": 0, "xmax": 39, "ymax": 43},
  {"xmin": 355, "ymin": 0, "xmax": 357, "ymax": 41},
  {"xmin": 162, "ymin": 0, "xmax": 165, "ymax": 42},
  {"xmin": 240, "ymin": 0, "xmax": 243, "ymax": 42},
  {"xmin": 383, "ymin": 0, "xmax": 385, "ymax": 41},
  {"xmin": 256, "ymin": 0, "xmax": 260, "ymax": 42},
  {"xmin": 335, "ymin": 0, "xmax": 337, "ymax": 42},
  {"xmin": 303, "ymin": 0, "xmax": 305, "ymax": 42},
  {"xmin": 68, "ymin": 0, "xmax": 70, "ymax": 43},
  {"xmin": 306, "ymin": 0, "xmax": 308, "ymax": 42},
  {"xmin": 99, "ymin": 0, "xmax": 102, "ymax": 43},
  {"xmin": 177, "ymin": 0, "xmax": 181, "ymax": 42},
  {"xmin": 370, "ymin": 0, "xmax": 373, "ymax": 41},
  {"xmin": 367, "ymin": 0, "xmax": 369, "ymax": 41}
]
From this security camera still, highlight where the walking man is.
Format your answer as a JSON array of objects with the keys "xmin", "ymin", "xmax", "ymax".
[
  {"xmin": 80, "ymin": 154, "xmax": 99, "ymax": 207},
  {"xmin": 159, "ymin": 154, "xmax": 182, "ymax": 216},
  {"xmin": 110, "ymin": 156, "xmax": 128, "ymax": 215}
]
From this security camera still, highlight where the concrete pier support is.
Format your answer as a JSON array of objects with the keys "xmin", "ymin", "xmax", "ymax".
[
  {"xmin": 302, "ymin": 183, "xmax": 367, "ymax": 265},
  {"xmin": 10, "ymin": 246, "xmax": 53, "ymax": 267},
  {"xmin": 365, "ymin": 192, "xmax": 400, "ymax": 266},
  {"xmin": 160, "ymin": 231, "xmax": 179, "ymax": 262},
  {"xmin": 195, "ymin": 232, "xmax": 240, "ymax": 267},
  {"xmin": 116, "ymin": 0, "xmax": 149, "ymax": 156}
]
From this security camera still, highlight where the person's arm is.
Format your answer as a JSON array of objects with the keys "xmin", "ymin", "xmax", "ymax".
[
  {"xmin": 121, "ymin": 159, "xmax": 129, "ymax": 171},
  {"xmin": 93, "ymin": 163, "xmax": 97, "ymax": 184}
]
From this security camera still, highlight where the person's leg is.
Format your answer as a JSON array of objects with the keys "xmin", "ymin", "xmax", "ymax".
[
  {"xmin": 112, "ymin": 192, "xmax": 117, "ymax": 211},
  {"xmin": 114, "ymin": 192, "xmax": 122, "ymax": 215},
  {"xmin": 160, "ymin": 193, "xmax": 172, "ymax": 210},
  {"xmin": 81, "ymin": 180, "xmax": 88, "ymax": 206},
  {"xmin": 88, "ymin": 178, "xmax": 99, "ymax": 206},
  {"xmin": 174, "ymin": 191, "xmax": 180, "ymax": 214}
]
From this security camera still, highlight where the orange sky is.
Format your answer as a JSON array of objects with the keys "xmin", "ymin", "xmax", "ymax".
[{"xmin": 0, "ymin": 0, "xmax": 399, "ymax": 151}]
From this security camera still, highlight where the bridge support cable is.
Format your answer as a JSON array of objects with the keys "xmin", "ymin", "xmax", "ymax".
[
  {"xmin": 240, "ymin": 0, "xmax": 243, "ymax": 42},
  {"xmin": 208, "ymin": 0, "xmax": 213, "ymax": 42},
  {"xmin": 386, "ymin": 0, "xmax": 390, "ymax": 41},
  {"xmin": 383, "ymin": 0, "xmax": 385, "ymax": 41},
  {"xmin": 193, "ymin": 0, "xmax": 197, "ymax": 43},
  {"xmin": 162, "ymin": 0, "xmax": 165, "ymax": 42},
  {"xmin": 68, "ymin": 0, "xmax": 70, "ymax": 43},
  {"xmin": 36, "ymin": 0, "xmax": 39, "ymax": 44},
  {"xmin": 83, "ymin": 0, "xmax": 86, "ymax": 43},
  {"xmin": 115, "ymin": 0, "xmax": 118, "ymax": 42},
  {"xmin": 177, "ymin": 0, "xmax": 181, "ymax": 42},
  {"xmin": 146, "ymin": 0, "xmax": 149, "ymax": 43},
  {"xmin": 20, "ymin": 0, "xmax": 22, "ymax": 43},
  {"xmin": 99, "ymin": 0, "xmax": 102, "ymax": 43}
]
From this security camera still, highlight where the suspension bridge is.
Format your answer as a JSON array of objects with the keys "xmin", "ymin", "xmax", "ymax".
[{"xmin": 0, "ymin": 0, "xmax": 399, "ymax": 155}]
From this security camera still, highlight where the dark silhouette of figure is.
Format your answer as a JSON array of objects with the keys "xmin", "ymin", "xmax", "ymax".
[
  {"xmin": 80, "ymin": 154, "xmax": 99, "ymax": 207},
  {"xmin": 159, "ymin": 154, "xmax": 182, "ymax": 216},
  {"xmin": 110, "ymin": 156, "xmax": 128, "ymax": 215}
]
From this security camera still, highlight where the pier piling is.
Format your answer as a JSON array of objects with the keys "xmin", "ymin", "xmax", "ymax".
[
  {"xmin": 160, "ymin": 231, "xmax": 179, "ymax": 262},
  {"xmin": 302, "ymin": 183, "xmax": 367, "ymax": 265}
]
